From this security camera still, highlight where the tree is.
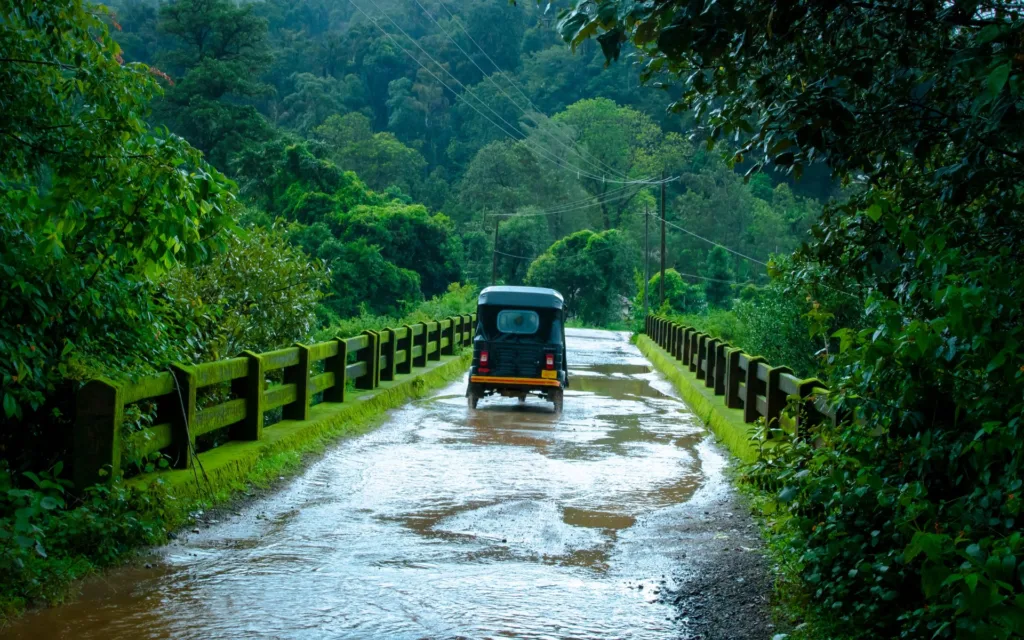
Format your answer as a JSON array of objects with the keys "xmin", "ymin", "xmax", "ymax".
[
  {"xmin": 646, "ymin": 270, "xmax": 706, "ymax": 315},
  {"xmin": 561, "ymin": 0, "xmax": 1024, "ymax": 635},
  {"xmin": 313, "ymin": 113, "xmax": 428, "ymax": 197},
  {"xmin": 0, "ymin": 0, "xmax": 233, "ymax": 445},
  {"xmin": 526, "ymin": 229, "xmax": 636, "ymax": 325},
  {"xmin": 702, "ymin": 247, "xmax": 734, "ymax": 309},
  {"xmin": 493, "ymin": 212, "xmax": 552, "ymax": 285},
  {"xmin": 337, "ymin": 202, "xmax": 464, "ymax": 298},
  {"xmin": 156, "ymin": 0, "xmax": 276, "ymax": 168},
  {"xmin": 160, "ymin": 227, "xmax": 327, "ymax": 362}
]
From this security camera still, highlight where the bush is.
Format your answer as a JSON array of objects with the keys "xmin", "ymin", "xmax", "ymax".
[{"xmin": 159, "ymin": 226, "xmax": 328, "ymax": 363}]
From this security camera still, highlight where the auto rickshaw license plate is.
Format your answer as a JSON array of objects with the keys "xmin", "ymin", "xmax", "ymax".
[{"xmin": 541, "ymin": 370, "xmax": 557, "ymax": 379}]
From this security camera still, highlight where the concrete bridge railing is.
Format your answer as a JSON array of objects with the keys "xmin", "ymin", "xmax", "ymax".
[
  {"xmin": 74, "ymin": 314, "xmax": 476, "ymax": 489},
  {"xmin": 644, "ymin": 314, "xmax": 838, "ymax": 436}
]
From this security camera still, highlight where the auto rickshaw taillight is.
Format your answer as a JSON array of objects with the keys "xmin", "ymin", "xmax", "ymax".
[
  {"xmin": 480, "ymin": 351, "xmax": 489, "ymax": 364},
  {"xmin": 545, "ymin": 353, "xmax": 554, "ymax": 369}
]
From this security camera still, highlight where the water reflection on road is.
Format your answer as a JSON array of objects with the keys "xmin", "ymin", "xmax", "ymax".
[{"xmin": 7, "ymin": 329, "xmax": 727, "ymax": 640}]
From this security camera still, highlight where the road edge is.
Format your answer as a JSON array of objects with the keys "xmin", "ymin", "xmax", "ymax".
[{"xmin": 635, "ymin": 334, "xmax": 758, "ymax": 463}]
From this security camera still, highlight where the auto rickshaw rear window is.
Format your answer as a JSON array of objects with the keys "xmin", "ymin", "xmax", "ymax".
[{"xmin": 496, "ymin": 310, "xmax": 539, "ymax": 334}]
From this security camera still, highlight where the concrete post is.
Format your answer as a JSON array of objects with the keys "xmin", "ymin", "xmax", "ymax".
[
  {"xmin": 283, "ymin": 343, "xmax": 311, "ymax": 421},
  {"xmin": 714, "ymin": 343, "xmax": 729, "ymax": 395},
  {"xmin": 355, "ymin": 330, "xmax": 379, "ymax": 389},
  {"xmin": 380, "ymin": 328, "xmax": 397, "ymax": 382},
  {"xmin": 74, "ymin": 379, "xmax": 123, "ymax": 488},
  {"xmin": 725, "ymin": 348, "xmax": 743, "ymax": 408},
  {"xmin": 765, "ymin": 366, "xmax": 795, "ymax": 429},
  {"xmin": 168, "ymin": 364, "xmax": 196, "ymax": 469},
  {"xmin": 397, "ymin": 326, "xmax": 414, "ymax": 376},
  {"xmin": 705, "ymin": 338, "xmax": 720, "ymax": 389},
  {"xmin": 323, "ymin": 338, "xmax": 347, "ymax": 403},
  {"xmin": 743, "ymin": 356, "xmax": 766, "ymax": 423},
  {"xmin": 232, "ymin": 351, "xmax": 264, "ymax": 440},
  {"xmin": 413, "ymin": 322, "xmax": 428, "ymax": 368}
]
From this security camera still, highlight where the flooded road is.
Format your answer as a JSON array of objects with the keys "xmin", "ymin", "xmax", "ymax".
[{"xmin": 7, "ymin": 329, "xmax": 740, "ymax": 640}]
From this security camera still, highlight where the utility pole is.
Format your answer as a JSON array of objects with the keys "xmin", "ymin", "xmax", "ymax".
[
  {"xmin": 660, "ymin": 171, "xmax": 666, "ymax": 308},
  {"xmin": 491, "ymin": 217, "xmax": 500, "ymax": 286},
  {"xmin": 643, "ymin": 202, "xmax": 650, "ymax": 318}
]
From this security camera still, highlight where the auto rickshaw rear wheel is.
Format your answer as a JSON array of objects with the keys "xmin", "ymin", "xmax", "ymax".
[
  {"xmin": 552, "ymin": 389, "xmax": 564, "ymax": 414},
  {"xmin": 468, "ymin": 390, "xmax": 480, "ymax": 410}
]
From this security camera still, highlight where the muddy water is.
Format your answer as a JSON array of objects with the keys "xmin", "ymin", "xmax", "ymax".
[{"xmin": 6, "ymin": 329, "xmax": 729, "ymax": 640}]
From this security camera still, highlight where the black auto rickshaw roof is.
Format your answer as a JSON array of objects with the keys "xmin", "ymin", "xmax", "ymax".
[{"xmin": 477, "ymin": 286, "xmax": 565, "ymax": 310}]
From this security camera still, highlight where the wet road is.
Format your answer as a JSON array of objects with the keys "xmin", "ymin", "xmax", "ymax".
[{"xmin": 7, "ymin": 329, "xmax": 733, "ymax": 640}]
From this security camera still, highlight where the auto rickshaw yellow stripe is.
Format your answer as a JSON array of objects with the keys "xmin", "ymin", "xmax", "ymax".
[{"xmin": 470, "ymin": 375, "xmax": 561, "ymax": 387}]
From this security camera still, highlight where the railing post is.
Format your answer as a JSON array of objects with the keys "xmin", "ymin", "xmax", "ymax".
[
  {"xmin": 714, "ymin": 342, "xmax": 729, "ymax": 395},
  {"xmin": 682, "ymin": 328, "xmax": 691, "ymax": 366},
  {"xmin": 442, "ymin": 318, "xmax": 455, "ymax": 356},
  {"xmin": 397, "ymin": 326, "xmax": 413, "ymax": 376},
  {"xmin": 168, "ymin": 364, "xmax": 196, "ymax": 469},
  {"xmin": 695, "ymin": 334, "xmax": 708, "ymax": 379},
  {"xmin": 765, "ymin": 366, "xmax": 795, "ymax": 429},
  {"xmin": 283, "ymin": 343, "xmax": 311, "ymax": 421},
  {"xmin": 795, "ymin": 379, "xmax": 827, "ymax": 437},
  {"xmin": 689, "ymin": 332, "xmax": 701, "ymax": 372},
  {"xmin": 74, "ymin": 379, "xmax": 123, "ymax": 488},
  {"xmin": 413, "ymin": 322, "xmax": 428, "ymax": 368},
  {"xmin": 323, "ymin": 337, "xmax": 347, "ymax": 403},
  {"xmin": 463, "ymin": 314, "xmax": 474, "ymax": 346},
  {"xmin": 232, "ymin": 351, "xmax": 264, "ymax": 440},
  {"xmin": 705, "ymin": 338, "xmax": 720, "ymax": 388},
  {"xmin": 725, "ymin": 348, "xmax": 743, "ymax": 408},
  {"xmin": 675, "ymin": 325, "xmax": 684, "ymax": 360},
  {"xmin": 380, "ymin": 328, "xmax": 397, "ymax": 382},
  {"xmin": 743, "ymin": 356, "xmax": 766, "ymax": 423},
  {"xmin": 428, "ymin": 322, "xmax": 441, "ymax": 362},
  {"xmin": 355, "ymin": 330, "xmax": 379, "ymax": 389}
]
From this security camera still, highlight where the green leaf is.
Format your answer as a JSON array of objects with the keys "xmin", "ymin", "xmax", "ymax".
[
  {"xmin": 865, "ymin": 204, "xmax": 883, "ymax": 222},
  {"xmin": 988, "ymin": 63, "xmax": 1011, "ymax": 96},
  {"xmin": 3, "ymin": 393, "xmax": 16, "ymax": 418}
]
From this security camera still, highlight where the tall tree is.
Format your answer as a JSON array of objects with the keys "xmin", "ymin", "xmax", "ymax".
[{"xmin": 156, "ymin": 0, "xmax": 276, "ymax": 168}]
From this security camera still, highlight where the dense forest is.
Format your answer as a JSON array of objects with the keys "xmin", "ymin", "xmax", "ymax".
[{"xmin": 4, "ymin": 0, "xmax": 1022, "ymax": 637}]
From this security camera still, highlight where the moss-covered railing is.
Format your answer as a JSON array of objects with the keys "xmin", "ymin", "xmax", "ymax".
[
  {"xmin": 74, "ymin": 313, "xmax": 476, "ymax": 488},
  {"xmin": 644, "ymin": 314, "xmax": 837, "ymax": 436}
]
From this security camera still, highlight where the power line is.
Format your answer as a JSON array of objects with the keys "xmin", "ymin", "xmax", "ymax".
[
  {"xmin": 356, "ymin": 0, "xmax": 620, "ymax": 183},
  {"xmin": 356, "ymin": 0, "xmax": 666, "ymax": 185},
  {"xmin": 645, "ymin": 210, "xmax": 769, "ymax": 267},
  {"xmin": 486, "ymin": 187, "xmax": 642, "ymax": 218},
  {"xmin": 413, "ymin": 0, "xmax": 636, "ymax": 182}
]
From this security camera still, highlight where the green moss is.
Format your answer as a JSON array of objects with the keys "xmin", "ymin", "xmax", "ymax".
[
  {"xmin": 129, "ymin": 352, "xmax": 471, "ymax": 522},
  {"xmin": 636, "ymin": 335, "xmax": 759, "ymax": 463}
]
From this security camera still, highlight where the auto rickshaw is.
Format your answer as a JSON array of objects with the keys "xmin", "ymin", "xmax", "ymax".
[{"xmin": 466, "ymin": 286, "xmax": 568, "ymax": 412}]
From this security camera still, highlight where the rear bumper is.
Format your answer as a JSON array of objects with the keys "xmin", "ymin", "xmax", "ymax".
[{"xmin": 469, "ymin": 375, "xmax": 562, "ymax": 388}]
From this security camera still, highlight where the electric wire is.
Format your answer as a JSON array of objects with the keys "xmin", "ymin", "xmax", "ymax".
[
  {"xmin": 411, "ymin": 0, "xmax": 637, "ymax": 182},
  {"xmin": 643, "ymin": 210, "xmax": 769, "ymax": 267},
  {"xmin": 353, "ymin": 0, "xmax": 665, "ymax": 185}
]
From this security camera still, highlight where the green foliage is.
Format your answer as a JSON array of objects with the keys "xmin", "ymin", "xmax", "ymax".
[
  {"xmin": 702, "ymin": 247, "xmax": 734, "ymax": 309},
  {"xmin": 640, "ymin": 269, "xmax": 707, "ymax": 317},
  {"xmin": 526, "ymin": 228, "xmax": 637, "ymax": 326},
  {"xmin": 314, "ymin": 282, "xmax": 478, "ymax": 341},
  {"xmin": 0, "ymin": 0, "xmax": 233, "ymax": 457},
  {"xmin": 313, "ymin": 113, "xmax": 428, "ymax": 197},
  {"xmin": 0, "ymin": 462, "xmax": 163, "ymax": 617},
  {"xmin": 563, "ymin": 0, "xmax": 1024, "ymax": 635},
  {"xmin": 159, "ymin": 226, "xmax": 328, "ymax": 362}
]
